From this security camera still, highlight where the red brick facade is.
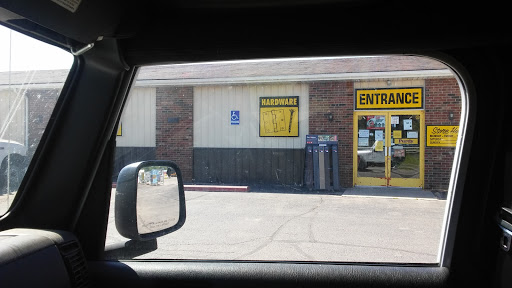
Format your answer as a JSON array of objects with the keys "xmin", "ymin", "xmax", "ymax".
[
  {"xmin": 155, "ymin": 86, "xmax": 194, "ymax": 181},
  {"xmin": 308, "ymin": 78, "xmax": 461, "ymax": 190},
  {"xmin": 424, "ymin": 78, "xmax": 461, "ymax": 191},
  {"xmin": 308, "ymin": 81, "xmax": 354, "ymax": 188}
]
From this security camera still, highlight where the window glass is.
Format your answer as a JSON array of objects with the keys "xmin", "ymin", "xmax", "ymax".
[
  {"xmin": 106, "ymin": 56, "xmax": 464, "ymax": 264},
  {"xmin": 0, "ymin": 25, "xmax": 73, "ymax": 214}
]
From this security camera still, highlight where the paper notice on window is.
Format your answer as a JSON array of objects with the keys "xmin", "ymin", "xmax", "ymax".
[
  {"xmin": 393, "ymin": 130, "xmax": 402, "ymax": 138},
  {"xmin": 403, "ymin": 119, "xmax": 413, "ymax": 130},
  {"xmin": 407, "ymin": 131, "xmax": 418, "ymax": 138},
  {"xmin": 375, "ymin": 130, "xmax": 384, "ymax": 141},
  {"xmin": 359, "ymin": 129, "xmax": 369, "ymax": 138},
  {"xmin": 391, "ymin": 116, "xmax": 400, "ymax": 125},
  {"xmin": 358, "ymin": 138, "xmax": 369, "ymax": 147}
]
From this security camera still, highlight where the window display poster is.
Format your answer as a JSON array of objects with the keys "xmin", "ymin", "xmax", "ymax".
[
  {"xmin": 391, "ymin": 116, "xmax": 399, "ymax": 125},
  {"xmin": 358, "ymin": 137, "xmax": 369, "ymax": 147},
  {"xmin": 366, "ymin": 115, "xmax": 386, "ymax": 129},
  {"xmin": 407, "ymin": 131, "xmax": 418, "ymax": 138}
]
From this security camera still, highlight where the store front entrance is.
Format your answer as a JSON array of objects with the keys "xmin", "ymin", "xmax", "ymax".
[{"xmin": 353, "ymin": 111, "xmax": 424, "ymax": 187}]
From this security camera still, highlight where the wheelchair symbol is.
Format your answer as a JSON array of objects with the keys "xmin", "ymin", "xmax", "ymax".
[
  {"xmin": 231, "ymin": 111, "xmax": 239, "ymax": 121},
  {"xmin": 231, "ymin": 111, "xmax": 240, "ymax": 125}
]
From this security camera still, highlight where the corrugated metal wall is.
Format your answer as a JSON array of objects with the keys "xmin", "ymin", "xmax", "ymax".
[
  {"xmin": 193, "ymin": 83, "xmax": 309, "ymax": 148},
  {"xmin": 116, "ymin": 87, "xmax": 156, "ymax": 147}
]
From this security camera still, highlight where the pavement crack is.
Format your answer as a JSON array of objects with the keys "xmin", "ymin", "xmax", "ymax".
[
  {"xmin": 271, "ymin": 196, "xmax": 324, "ymax": 241},
  {"xmin": 293, "ymin": 244, "xmax": 315, "ymax": 261},
  {"xmin": 235, "ymin": 197, "xmax": 325, "ymax": 260}
]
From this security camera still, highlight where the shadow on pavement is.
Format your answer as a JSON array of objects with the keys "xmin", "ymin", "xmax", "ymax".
[
  {"xmin": 342, "ymin": 186, "xmax": 445, "ymax": 200},
  {"xmin": 244, "ymin": 184, "xmax": 344, "ymax": 196},
  {"xmin": 187, "ymin": 183, "xmax": 447, "ymax": 200}
]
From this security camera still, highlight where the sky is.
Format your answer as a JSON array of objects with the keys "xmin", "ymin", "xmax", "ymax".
[{"xmin": 0, "ymin": 25, "xmax": 74, "ymax": 72}]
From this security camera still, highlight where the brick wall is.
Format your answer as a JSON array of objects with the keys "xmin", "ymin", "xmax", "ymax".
[
  {"xmin": 308, "ymin": 78, "xmax": 461, "ymax": 190},
  {"xmin": 150, "ymin": 78, "xmax": 461, "ymax": 190},
  {"xmin": 155, "ymin": 86, "xmax": 194, "ymax": 182},
  {"xmin": 309, "ymin": 81, "xmax": 354, "ymax": 188},
  {"xmin": 424, "ymin": 78, "xmax": 462, "ymax": 191}
]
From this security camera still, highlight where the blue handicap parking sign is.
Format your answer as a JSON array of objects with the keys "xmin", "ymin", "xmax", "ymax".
[{"xmin": 231, "ymin": 110, "xmax": 239, "ymax": 125}]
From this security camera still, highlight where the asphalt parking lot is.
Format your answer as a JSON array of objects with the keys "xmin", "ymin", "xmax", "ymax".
[{"xmin": 106, "ymin": 186, "xmax": 447, "ymax": 264}]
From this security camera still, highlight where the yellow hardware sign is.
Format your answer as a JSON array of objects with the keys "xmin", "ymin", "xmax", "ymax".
[
  {"xmin": 259, "ymin": 96, "xmax": 299, "ymax": 137},
  {"xmin": 355, "ymin": 87, "xmax": 423, "ymax": 110},
  {"xmin": 395, "ymin": 138, "xmax": 418, "ymax": 145},
  {"xmin": 427, "ymin": 126, "xmax": 458, "ymax": 147}
]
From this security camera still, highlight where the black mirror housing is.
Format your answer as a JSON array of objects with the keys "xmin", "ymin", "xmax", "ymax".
[{"xmin": 115, "ymin": 160, "xmax": 186, "ymax": 241}]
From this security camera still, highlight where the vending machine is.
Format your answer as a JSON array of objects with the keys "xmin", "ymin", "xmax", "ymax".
[{"xmin": 304, "ymin": 135, "xmax": 340, "ymax": 190}]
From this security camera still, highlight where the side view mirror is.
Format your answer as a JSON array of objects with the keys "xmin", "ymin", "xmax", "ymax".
[{"xmin": 115, "ymin": 160, "xmax": 186, "ymax": 241}]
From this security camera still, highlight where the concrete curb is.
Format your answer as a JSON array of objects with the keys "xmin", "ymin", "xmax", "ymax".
[
  {"xmin": 112, "ymin": 183, "xmax": 250, "ymax": 192},
  {"xmin": 184, "ymin": 185, "xmax": 250, "ymax": 192}
]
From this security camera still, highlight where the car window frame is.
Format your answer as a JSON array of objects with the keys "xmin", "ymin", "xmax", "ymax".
[{"xmin": 98, "ymin": 52, "xmax": 474, "ymax": 268}]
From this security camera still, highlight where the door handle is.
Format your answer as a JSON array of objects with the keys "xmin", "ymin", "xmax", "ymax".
[{"xmin": 497, "ymin": 207, "xmax": 512, "ymax": 252}]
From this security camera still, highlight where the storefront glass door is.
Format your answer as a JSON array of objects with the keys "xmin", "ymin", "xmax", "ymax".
[
  {"xmin": 354, "ymin": 111, "xmax": 424, "ymax": 187},
  {"xmin": 355, "ymin": 112, "xmax": 388, "ymax": 186}
]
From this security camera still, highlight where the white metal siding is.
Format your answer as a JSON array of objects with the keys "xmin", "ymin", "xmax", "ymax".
[
  {"xmin": 354, "ymin": 79, "xmax": 425, "ymax": 89},
  {"xmin": 194, "ymin": 83, "xmax": 309, "ymax": 148},
  {"xmin": 116, "ymin": 87, "xmax": 156, "ymax": 147}
]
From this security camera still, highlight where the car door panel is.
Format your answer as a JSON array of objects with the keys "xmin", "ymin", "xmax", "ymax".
[{"xmin": 89, "ymin": 261, "xmax": 449, "ymax": 288}]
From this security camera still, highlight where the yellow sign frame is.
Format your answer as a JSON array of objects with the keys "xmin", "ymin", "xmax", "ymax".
[
  {"xmin": 259, "ymin": 96, "xmax": 299, "ymax": 137},
  {"xmin": 355, "ymin": 87, "xmax": 423, "ymax": 110}
]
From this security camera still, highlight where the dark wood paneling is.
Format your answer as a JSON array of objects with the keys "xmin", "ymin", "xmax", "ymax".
[
  {"xmin": 113, "ymin": 147, "xmax": 156, "ymax": 181},
  {"xmin": 194, "ymin": 148, "xmax": 304, "ymax": 186}
]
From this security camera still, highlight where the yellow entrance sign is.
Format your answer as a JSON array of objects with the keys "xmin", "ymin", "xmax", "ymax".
[
  {"xmin": 395, "ymin": 138, "xmax": 418, "ymax": 145},
  {"xmin": 355, "ymin": 87, "xmax": 423, "ymax": 110},
  {"xmin": 427, "ymin": 125, "xmax": 458, "ymax": 147},
  {"xmin": 260, "ymin": 96, "xmax": 299, "ymax": 137}
]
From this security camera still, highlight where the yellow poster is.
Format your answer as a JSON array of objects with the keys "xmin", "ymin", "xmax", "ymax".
[
  {"xmin": 355, "ymin": 87, "xmax": 423, "ymax": 110},
  {"xmin": 260, "ymin": 96, "xmax": 299, "ymax": 137},
  {"xmin": 395, "ymin": 138, "xmax": 418, "ymax": 145},
  {"xmin": 427, "ymin": 126, "xmax": 458, "ymax": 147},
  {"xmin": 393, "ymin": 130, "xmax": 402, "ymax": 138},
  {"xmin": 374, "ymin": 140, "xmax": 384, "ymax": 151}
]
